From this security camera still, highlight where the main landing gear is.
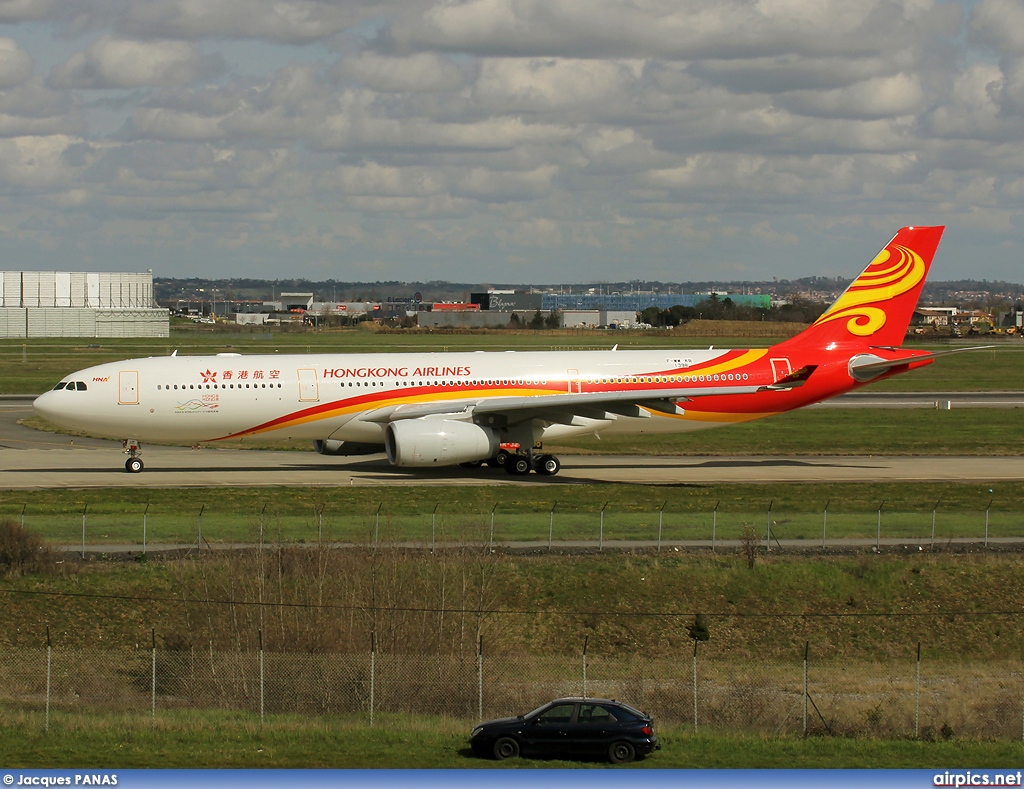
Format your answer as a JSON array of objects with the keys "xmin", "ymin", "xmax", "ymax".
[
  {"xmin": 123, "ymin": 439, "xmax": 144, "ymax": 473},
  {"xmin": 492, "ymin": 449, "xmax": 561, "ymax": 477}
]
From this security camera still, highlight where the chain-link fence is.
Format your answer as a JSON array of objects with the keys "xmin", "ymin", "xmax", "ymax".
[
  {"xmin": 1, "ymin": 500, "xmax": 1022, "ymax": 552},
  {"xmin": 2, "ymin": 638, "xmax": 1021, "ymax": 740}
]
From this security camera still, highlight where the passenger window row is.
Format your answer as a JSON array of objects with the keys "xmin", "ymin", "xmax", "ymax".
[{"xmin": 157, "ymin": 383, "xmax": 284, "ymax": 391}]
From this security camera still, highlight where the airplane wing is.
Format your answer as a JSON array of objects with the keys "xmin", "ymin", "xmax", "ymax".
[{"xmin": 361, "ymin": 368, "xmax": 816, "ymax": 428}]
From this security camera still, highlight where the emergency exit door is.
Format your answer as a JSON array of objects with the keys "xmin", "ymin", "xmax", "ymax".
[
  {"xmin": 118, "ymin": 371, "xmax": 139, "ymax": 405},
  {"xmin": 298, "ymin": 368, "xmax": 320, "ymax": 401}
]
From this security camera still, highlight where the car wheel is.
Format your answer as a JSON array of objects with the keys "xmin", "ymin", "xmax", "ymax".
[
  {"xmin": 493, "ymin": 736, "xmax": 520, "ymax": 760},
  {"xmin": 608, "ymin": 741, "xmax": 635, "ymax": 764}
]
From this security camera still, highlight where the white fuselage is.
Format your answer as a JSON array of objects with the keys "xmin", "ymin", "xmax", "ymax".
[{"xmin": 33, "ymin": 347, "xmax": 781, "ymax": 445}]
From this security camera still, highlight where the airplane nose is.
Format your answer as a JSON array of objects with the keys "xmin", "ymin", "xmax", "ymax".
[{"xmin": 33, "ymin": 390, "xmax": 61, "ymax": 424}]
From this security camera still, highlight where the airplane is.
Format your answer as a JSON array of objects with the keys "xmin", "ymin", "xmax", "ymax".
[{"xmin": 34, "ymin": 226, "xmax": 963, "ymax": 477}]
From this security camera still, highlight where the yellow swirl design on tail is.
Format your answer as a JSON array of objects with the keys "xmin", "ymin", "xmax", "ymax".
[{"xmin": 811, "ymin": 244, "xmax": 925, "ymax": 337}]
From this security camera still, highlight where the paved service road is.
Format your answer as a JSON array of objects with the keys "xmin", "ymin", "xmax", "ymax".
[{"xmin": 2, "ymin": 396, "xmax": 1023, "ymax": 488}]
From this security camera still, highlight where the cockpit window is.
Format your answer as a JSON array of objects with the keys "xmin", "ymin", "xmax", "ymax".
[
  {"xmin": 75, "ymin": 382, "xmax": 88, "ymax": 391},
  {"xmin": 52, "ymin": 382, "xmax": 67, "ymax": 390}
]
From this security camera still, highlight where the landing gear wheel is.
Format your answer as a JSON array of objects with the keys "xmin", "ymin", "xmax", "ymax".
[
  {"xmin": 492, "ymin": 736, "xmax": 520, "ymax": 760},
  {"xmin": 489, "ymin": 449, "xmax": 511, "ymax": 468},
  {"xmin": 608, "ymin": 740, "xmax": 635, "ymax": 764},
  {"xmin": 535, "ymin": 454, "xmax": 561, "ymax": 476},
  {"xmin": 125, "ymin": 457, "xmax": 144, "ymax": 473},
  {"xmin": 505, "ymin": 456, "xmax": 532, "ymax": 475}
]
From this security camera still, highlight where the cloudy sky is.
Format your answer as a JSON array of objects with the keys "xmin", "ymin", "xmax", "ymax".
[{"xmin": 0, "ymin": 0, "xmax": 1022, "ymax": 284}]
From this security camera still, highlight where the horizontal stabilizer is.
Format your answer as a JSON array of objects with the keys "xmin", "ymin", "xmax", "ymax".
[{"xmin": 849, "ymin": 346, "xmax": 992, "ymax": 382}]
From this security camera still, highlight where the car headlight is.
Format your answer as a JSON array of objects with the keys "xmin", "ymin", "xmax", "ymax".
[{"xmin": 471, "ymin": 726, "xmax": 484, "ymax": 738}]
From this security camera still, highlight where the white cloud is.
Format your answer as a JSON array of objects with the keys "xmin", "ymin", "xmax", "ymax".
[
  {"xmin": 49, "ymin": 37, "xmax": 223, "ymax": 89},
  {"xmin": 0, "ymin": 0, "xmax": 1022, "ymax": 280},
  {"xmin": 0, "ymin": 0, "xmax": 50, "ymax": 22},
  {"xmin": 0, "ymin": 38, "xmax": 33, "ymax": 88},
  {"xmin": 121, "ymin": 0, "xmax": 379, "ymax": 43},
  {"xmin": 336, "ymin": 52, "xmax": 468, "ymax": 93}
]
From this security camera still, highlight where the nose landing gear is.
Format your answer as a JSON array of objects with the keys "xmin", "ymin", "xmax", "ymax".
[{"xmin": 123, "ymin": 440, "xmax": 144, "ymax": 473}]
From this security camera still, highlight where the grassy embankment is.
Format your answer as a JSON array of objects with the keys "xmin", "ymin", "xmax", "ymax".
[
  {"xmin": 1, "ymin": 479, "xmax": 1021, "ymax": 545},
  {"xmin": 2, "ymin": 711, "xmax": 1023, "ymax": 768}
]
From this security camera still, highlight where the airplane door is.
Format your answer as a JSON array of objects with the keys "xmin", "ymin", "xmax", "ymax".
[
  {"xmin": 567, "ymin": 369, "xmax": 581, "ymax": 394},
  {"xmin": 770, "ymin": 358, "xmax": 792, "ymax": 382},
  {"xmin": 118, "ymin": 371, "xmax": 139, "ymax": 405},
  {"xmin": 298, "ymin": 368, "xmax": 319, "ymax": 402}
]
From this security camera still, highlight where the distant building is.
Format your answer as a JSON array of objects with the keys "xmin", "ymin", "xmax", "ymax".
[
  {"xmin": 471, "ymin": 291, "xmax": 543, "ymax": 311},
  {"xmin": 0, "ymin": 271, "xmax": 167, "ymax": 338},
  {"xmin": 541, "ymin": 292, "xmax": 770, "ymax": 312}
]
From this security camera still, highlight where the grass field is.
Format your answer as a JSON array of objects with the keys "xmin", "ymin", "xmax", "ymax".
[
  {"xmin": 1, "ymin": 479, "xmax": 1020, "ymax": 546},
  {"xmin": 2, "ymin": 711, "xmax": 1023, "ymax": 768},
  {"xmin": 1, "ymin": 329, "xmax": 1022, "ymax": 393}
]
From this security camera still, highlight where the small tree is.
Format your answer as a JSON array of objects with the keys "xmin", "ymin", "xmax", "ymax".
[
  {"xmin": 528, "ymin": 309, "xmax": 545, "ymax": 330},
  {"xmin": 545, "ymin": 309, "xmax": 561, "ymax": 329},
  {"xmin": 740, "ymin": 525, "xmax": 759, "ymax": 569},
  {"xmin": 0, "ymin": 518, "xmax": 55, "ymax": 577},
  {"xmin": 687, "ymin": 614, "xmax": 711, "ymax": 643}
]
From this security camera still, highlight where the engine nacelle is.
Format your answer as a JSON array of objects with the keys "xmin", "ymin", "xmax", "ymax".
[
  {"xmin": 385, "ymin": 418, "xmax": 499, "ymax": 467},
  {"xmin": 313, "ymin": 439, "xmax": 382, "ymax": 456}
]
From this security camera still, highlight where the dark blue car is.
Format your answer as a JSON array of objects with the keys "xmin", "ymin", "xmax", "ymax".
[{"xmin": 470, "ymin": 697, "xmax": 659, "ymax": 764}]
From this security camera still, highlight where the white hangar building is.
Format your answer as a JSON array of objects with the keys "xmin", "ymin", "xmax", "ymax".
[{"xmin": 0, "ymin": 271, "xmax": 168, "ymax": 338}]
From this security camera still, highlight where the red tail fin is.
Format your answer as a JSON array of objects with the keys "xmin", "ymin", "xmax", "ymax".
[{"xmin": 781, "ymin": 226, "xmax": 944, "ymax": 351}]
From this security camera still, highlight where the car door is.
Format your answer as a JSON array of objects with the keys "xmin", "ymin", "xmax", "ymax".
[
  {"xmin": 524, "ymin": 702, "xmax": 576, "ymax": 756},
  {"xmin": 572, "ymin": 702, "xmax": 617, "ymax": 755}
]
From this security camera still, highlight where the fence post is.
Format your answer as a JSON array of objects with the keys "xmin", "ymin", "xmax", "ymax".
[
  {"xmin": 803, "ymin": 641, "xmax": 809, "ymax": 736},
  {"xmin": 81, "ymin": 503, "xmax": 88, "ymax": 559},
  {"xmin": 489, "ymin": 503, "xmax": 497, "ymax": 552},
  {"xmin": 375, "ymin": 502, "xmax": 383, "ymax": 548},
  {"xmin": 915, "ymin": 642, "xmax": 921, "ymax": 738},
  {"xmin": 599, "ymin": 502, "xmax": 608, "ymax": 552},
  {"xmin": 259, "ymin": 629, "xmax": 265, "ymax": 725},
  {"xmin": 876, "ymin": 500, "xmax": 885, "ymax": 551},
  {"xmin": 477, "ymin": 635, "xmax": 483, "ymax": 722},
  {"xmin": 985, "ymin": 499, "xmax": 993, "ymax": 549},
  {"xmin": 143, "ymin": 504, "xmax": 150, "ymax": 556},
  {"xmin": 548, "ymin": 502, "xmax": 556, "ymax": 552},
  {"xmin": 259, "ymin": 503, "xmax": 267, "ymax": 552},
  {"xmin": 931, "ymin": 501, "xmax": 940, "ymax": 549},
  {"xmin": 432, "ymin": 503, "xmax": 439, "ymax": 555},
  {"xmin": 657, "ymin": 501, "xmax": 666, "ymax": 552},
  {"xmin": 45, "ymin": 626, "xmax": 51, "ymax": 733},
  {"xmin": 712, "ymin": 501, "xmax": 719, "ymax": 553},
  {"xmin": 765, "ymin": 500, "xmax": 773, "ymax": 552},
  {"xmin": 369, "ymin": 631, "xmax": 376, "ymax": 727},
  {"xmin": 316, "ymin": 502, "xmax": 324, "ymax": 543},
  {"xmin": 582, "ymin": 636, "xmax": 590, "ymax": 699},
  {"xmin": 822, "ymin": 499, "xmax": 830, "ymax": 549},
  {"xmin": 21, "ymin": 503, "xmax": 26, "ymax": 529},
  {"xmin": 151, "ymin": 628, "xmax": 156, "ymax": 723},
  {"xmin": 692, "ymin": 639, "xmax": 698, "ymax": 734}
]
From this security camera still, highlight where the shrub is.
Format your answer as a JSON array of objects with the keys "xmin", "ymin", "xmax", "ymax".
[{"xmin": 0, "ymin": 517, "xmax": 56, "ymax": 577}]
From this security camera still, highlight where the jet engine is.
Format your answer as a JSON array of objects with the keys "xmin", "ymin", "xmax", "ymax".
[
  {"xmin": 313, "ymin": 439, "xmax": 382, "ymax": 456},
  {"xmin": 385, "ymin": 418, "xmax": 499, "ymax": 467}
]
